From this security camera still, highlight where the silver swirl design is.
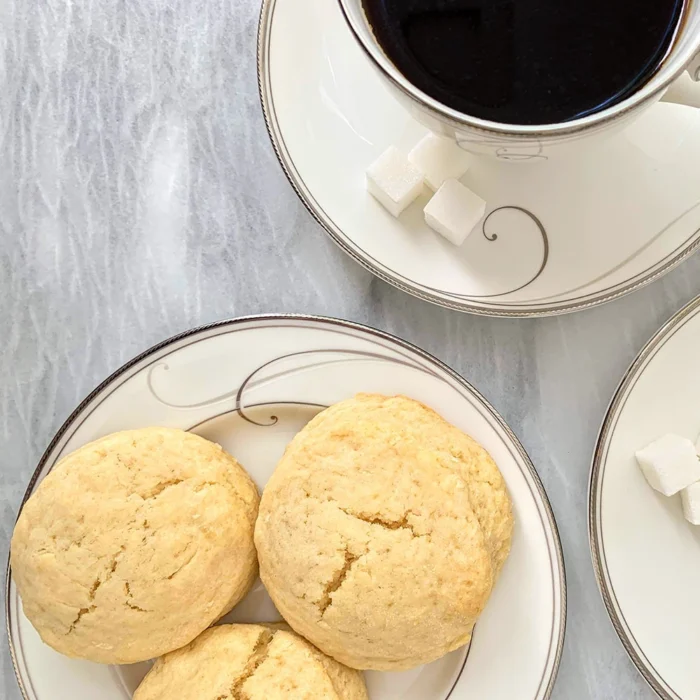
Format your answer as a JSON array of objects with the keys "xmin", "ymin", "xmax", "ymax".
[
  {"xmin": 495, "ymin": 148, "xmax": 549, "ymax": 162},
  {"xmin": 473, "ymin": 206, "xmax": 550, "ymax": 297},
  {"xmin": 147, "ymin": 349, "xmax": 440, "ymax": 426},
  {"xmin": 456, "ymin": 135, "xmax": 549, "ymax": 162}
]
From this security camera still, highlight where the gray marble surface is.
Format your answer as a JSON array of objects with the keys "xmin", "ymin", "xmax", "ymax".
[{"xmin": 1, "ymin": 0, "xmax": 699, "ymax": 698}]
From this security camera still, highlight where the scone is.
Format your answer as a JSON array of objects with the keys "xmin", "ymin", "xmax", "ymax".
[
  {"xmin": 255, "ymin": 394, "xmax": 514, "ymax": 671},
  {"xmin": 10, "ymin": 427, "xmax": 260, "ymax": 664},
  {"xmin": 133, "ymin": 623, "xmax": 368, "ymax": 700}
]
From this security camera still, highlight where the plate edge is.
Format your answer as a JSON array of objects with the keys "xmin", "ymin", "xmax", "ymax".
[{"xmin": 588, "ymin": 292, "xmax": 700, "ymax": 700}]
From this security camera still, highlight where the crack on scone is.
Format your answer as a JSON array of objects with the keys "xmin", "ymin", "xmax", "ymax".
[
  {"xmin": 68, "ymin": 605, "xmax": 96, "ymax": 633},
  {"xmin": 71, "ymin": 545, "xmax": 125, "ymax": 626},
  {"xmin": 141, "ymin": 519, "xmax": 154, "ymax": 545},
  {"xmin": 166, "ymin": 545, "xmax": 197, "ymax": 580},
  {"xmin": 104, "ymin": 546, "xmax": 125, "ymax": 582},
  {"xmin": 88, "ymin": 577, "xmax": 101, "ymax": 600},
  {"xmin": 124, "ymin": 582, "xmax": 150, "ymax": 612},
  {"xmin": 66, "ymin": 543, "xmax": 128, "ymax": 634},
  {"xmin": 140, "ymin": 479, "xmax": 184, "ymax": 500},
  {"xmin": 318, "ymin": 548, "xmax": 360, "ymax": 616},
  {"xmin": 339, "ymin": 507, "xmax": 422, "ymax": 538},
  {"xmin": 229, "ymin": 629, "xmax": 275, "ymax": 699},
  {"xmin": 193, "ymin": 481, "xmax": 219, "ymax": 493}
]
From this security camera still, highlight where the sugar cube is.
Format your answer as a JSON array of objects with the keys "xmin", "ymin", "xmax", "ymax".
[
  {"xmin": 424, "ymin": 179, "xmax": 486, "ymax": 247},
  {"xmin": 635, "ymin": 434, "xmax": 700, "ymax": 496},
  {"xmin": 409, "ymin": 133, "xmax": 474, "ymax": 191},
  {"xmin": 682, "ymin": 482, "xmax": 700, "ymax": 525},
  {"xmin": 366, "ymin": 146, "xmax": 425, "ymax": 217}
]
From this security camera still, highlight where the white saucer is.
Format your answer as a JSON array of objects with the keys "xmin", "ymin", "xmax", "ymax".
[
  {"xmin": 7, "ymin": 316, "xmax": 565, "ymax": 699},
  {"xmin": 258, "ymin": 0, "xmax": 700, "ymax": 317},
  {"xmin": 590, "ymin": 295, "xmax": 700, "ymax": 698}
]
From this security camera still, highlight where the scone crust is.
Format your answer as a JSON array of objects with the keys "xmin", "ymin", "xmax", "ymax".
[
  {"xmin": 133, "ymin": 623, "xmax": 368, "ymax": 700},
  {"xmin": 255, "ymin": 394, "xmax": 514, "ymax": 670},
  {"xmin": 10, "ymin": 427, "xmax": 260, "ymax": 664}
]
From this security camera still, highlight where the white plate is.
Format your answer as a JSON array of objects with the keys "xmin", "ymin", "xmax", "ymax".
[
  {"xmin": 590, "ymin": 295, "xmax": 700, "ymax": 698},
  {"xmin": 258, "ymin": 0, "xmax": 700, "ymax": 317},
  {"xmin": 6, "ymin": 315, "xmax": 565, "ymax": 699}
]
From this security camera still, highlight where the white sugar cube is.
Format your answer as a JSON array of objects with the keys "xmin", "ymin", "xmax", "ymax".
[
  {"xmin": 682, "ymin": 482, "xmax": 700, "ymax": 525},
  {"xmin": 366, "ymin": 146, "xmax": 425, "ymax": 217},
  {"xmin": 409, "ymin": 133, "xmax": 474, "ymax": 191},
  {"xmin": 424, "ymin": 179, "xmax": 486, "ymax": 247},
  {"xmin": 635, "ymin": 434, "xmax": 700, "ymax": 496}
]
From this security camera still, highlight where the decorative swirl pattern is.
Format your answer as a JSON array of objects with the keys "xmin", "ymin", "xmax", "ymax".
[
  {"xmin": 473, "ymin": 206, "xmax": 550, "ymax": 298},
  {"xmin": 147, "ymin": 349, "xmax": 440, "ymax": 426},
  {"xmin": 456, "ymin": 135, "xmax": 549, "ymax": 162}
]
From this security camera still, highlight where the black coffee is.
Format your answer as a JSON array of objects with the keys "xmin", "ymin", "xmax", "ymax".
[{"xmin": 362, "ymin": 0, "xmax": 686, "ymax": 125}]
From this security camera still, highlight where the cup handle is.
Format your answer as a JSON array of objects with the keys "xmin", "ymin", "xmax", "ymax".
[
  {"xmin": 689, "ymin": 52, "xmax": 700, "ymax": 82},
  {"xmin": 661, "ymin": 55, "xmax": 700, "ymax": 108}
]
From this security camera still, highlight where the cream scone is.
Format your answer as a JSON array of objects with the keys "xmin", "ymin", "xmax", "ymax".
[
  {"xmin": 255, "ymin": 394, "xmax": 514, "ymax": 671},
  {"xmin": 133, "ymin": 624, "xmax": 368, "ymax": 700},
  {"xmin": 10, "ymin": 427, "xmax": 260, "ymax": 664}
]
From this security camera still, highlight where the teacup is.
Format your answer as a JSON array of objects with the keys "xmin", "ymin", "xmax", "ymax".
[{"xmin": 338, "ymin": 0, "xmax": 700, "ymax": 161}]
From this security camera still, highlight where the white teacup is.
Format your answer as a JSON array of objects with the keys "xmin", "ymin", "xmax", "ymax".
[{"xmin": 338, "ymin": 0, "xmax": 700, "ymax": 161}]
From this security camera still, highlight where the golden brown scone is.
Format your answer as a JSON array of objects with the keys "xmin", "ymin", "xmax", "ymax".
[
  {"xmin": 10, "ymin": 428, "xmax": 260, "ymax": 664},
  {"xmin": 133, "ymin": 624, "xmax": 368, "ymax": 700},
  {"xmin": 255, "ymin": 394, "xmax": 514, "ymax": 671}
]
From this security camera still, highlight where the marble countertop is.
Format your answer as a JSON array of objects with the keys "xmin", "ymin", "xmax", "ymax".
[{"xmin": 2, "ymin": 0, "xmax": 699, "ymax": 697}]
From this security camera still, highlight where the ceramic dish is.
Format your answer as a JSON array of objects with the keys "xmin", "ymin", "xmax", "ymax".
[
  {"xmin": 7, "ymin": 315, "xmax": 565, "ymax": 699},
  {"xmin": 258, "ymin": 0, "xmax": 700, "ymax": 317},
  {"xmin": 590, "ymin": 294, "xmax": 700, "ymax": 698}
]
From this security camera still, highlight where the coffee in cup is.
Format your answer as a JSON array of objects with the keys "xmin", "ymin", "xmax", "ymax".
[{"xmin": 361, "ymin": 0, "xmax": 687, "ymax": 125}]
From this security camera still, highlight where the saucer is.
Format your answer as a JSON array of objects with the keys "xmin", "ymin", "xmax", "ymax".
[
  {"xmin": 590, "ymin": 295, "xmax": 700, "ymax": 698},
  {"xmin": 7, "ymin": 316, "xmax": 565, "ymax": 699},
  {"xmin": 258, "ymin": 0, "xmax": 700, "ymax": 317}
]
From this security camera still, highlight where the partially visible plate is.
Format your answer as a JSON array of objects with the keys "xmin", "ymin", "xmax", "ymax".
[
  {"xmin": 259, "ymin": 0, "xmax": 700, "ymax": 317},
  {"xmin": 590, "ymin": 295, "xmax": 700, "ymax": 698},
  {"xmin": 7, "ymin": 315, "xmax": 565, "ymax": 699}
]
